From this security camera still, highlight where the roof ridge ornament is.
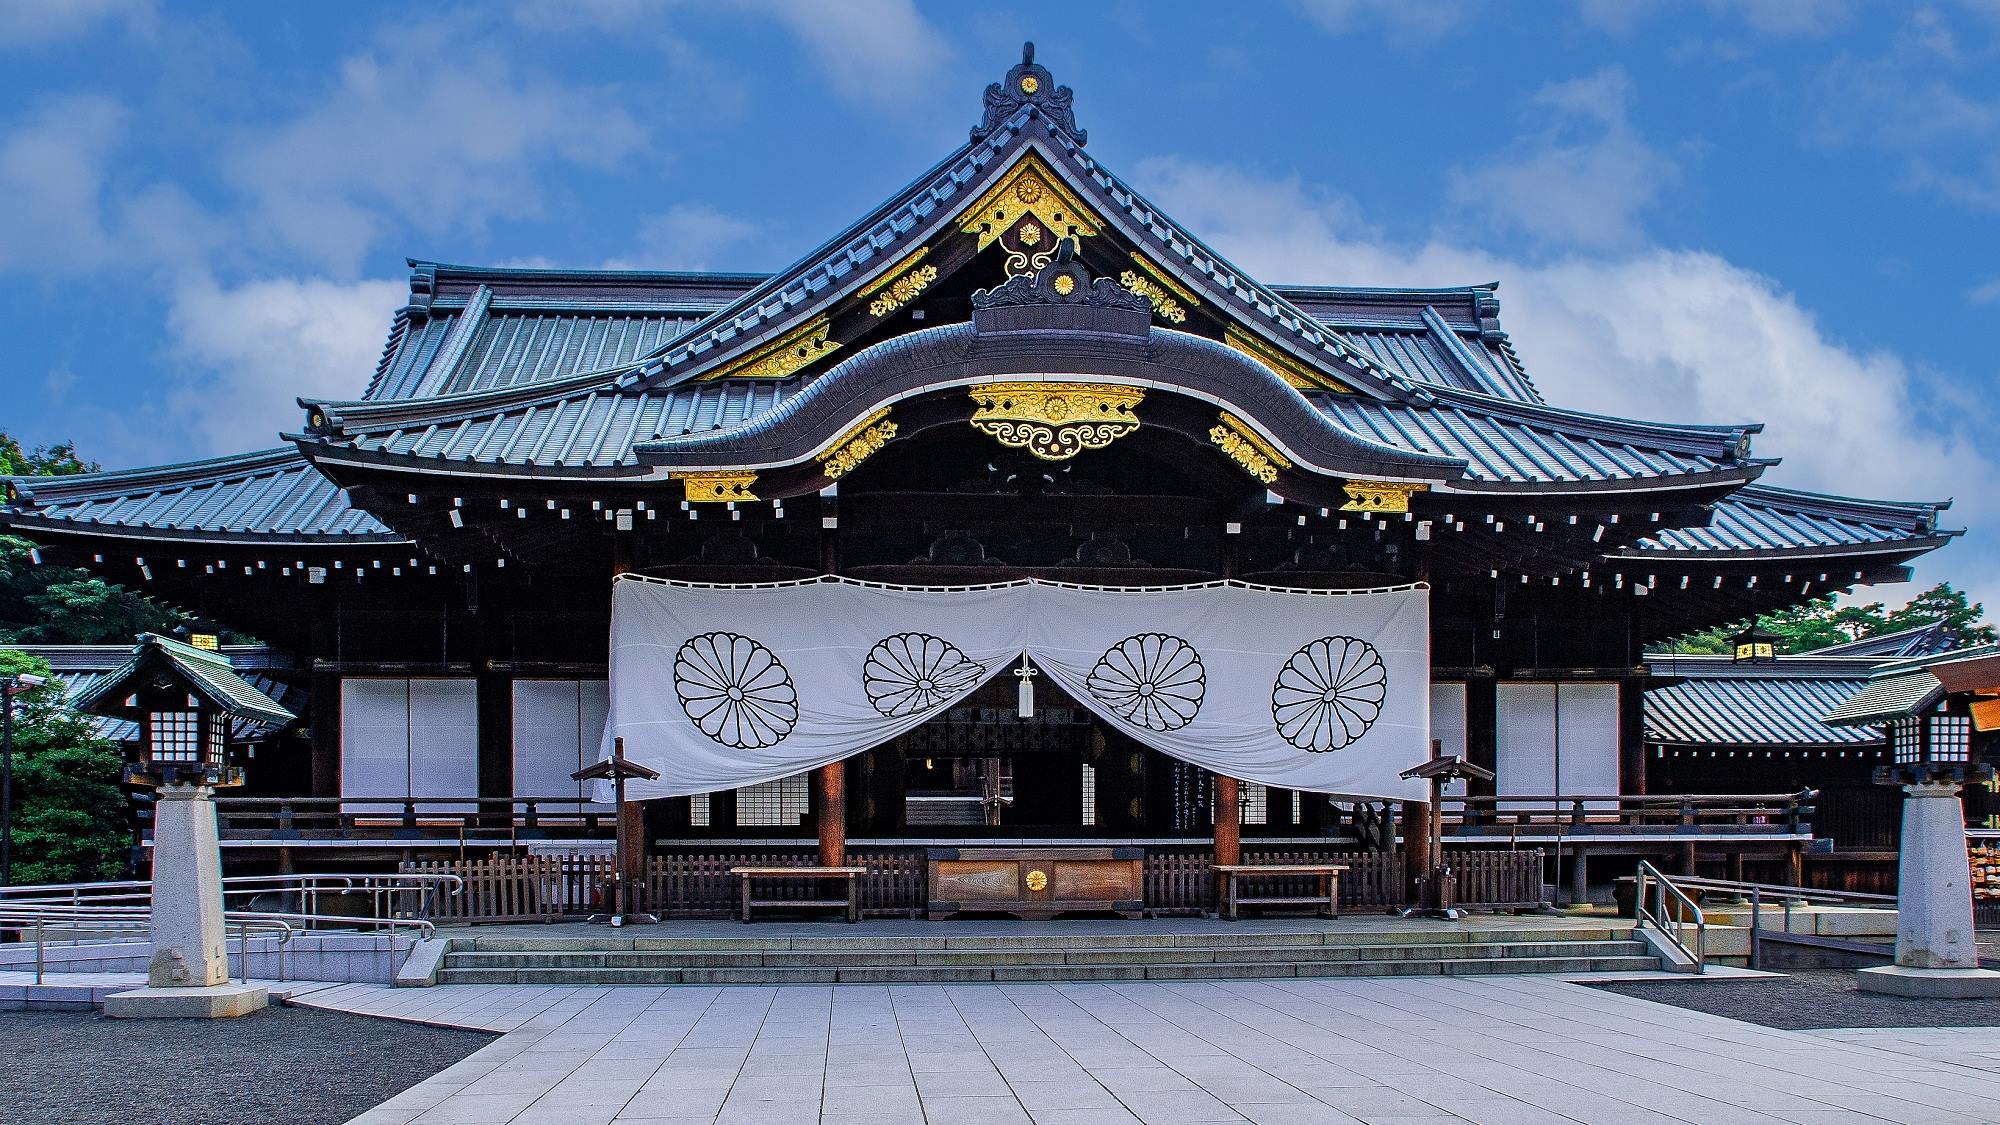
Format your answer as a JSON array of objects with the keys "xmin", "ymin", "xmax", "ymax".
[
  {"xmin": 972, "ymin": 42, "xmax": 1086, "ymax": 146},
  {"xmin": 971, "ymin": 238, "xmax": 1149, "ymax": 315}
]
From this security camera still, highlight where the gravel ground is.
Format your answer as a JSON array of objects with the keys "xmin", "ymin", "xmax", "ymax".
[
  {"xmin": 0, "ymin": 1005, "xmax": 492, "ymax": 1124},
  {"xmin": 1592, "ymin": 969, "xmax": 2000, "ymax": 1030}
]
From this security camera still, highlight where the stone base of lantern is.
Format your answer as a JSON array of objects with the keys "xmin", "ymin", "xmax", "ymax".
[
  {"xmin": 1857, "ymin": 965, "xmax": 2000, "ymax": 999},
  {"xmin": 103, "ymin": 982, "xmax": 269, "ymax": 1019}
]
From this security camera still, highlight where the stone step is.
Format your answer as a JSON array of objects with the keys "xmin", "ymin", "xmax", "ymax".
[
  {"xmin": 460, "ymin": 925, "xmax": 1632, "ymax": 954},
  {"xmin": 440, "ymin": 939, "xmax": 1650, "ymax": 972},
  {"xmin": 434, "ymin": 952, "xmax": 1658, "ymax": 986}
]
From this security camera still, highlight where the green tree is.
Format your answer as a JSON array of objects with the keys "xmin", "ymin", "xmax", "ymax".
[
  {"xmin": 0, "ymin": 649, "xmax": 130, "ymax": 884},
  {"xmin": 1, "ymin": 430, "xmax": 185, "ymax": 643},
  {"xmin": 1658, "ymin": 581, "xmax": 1995, "ymax": 655}
]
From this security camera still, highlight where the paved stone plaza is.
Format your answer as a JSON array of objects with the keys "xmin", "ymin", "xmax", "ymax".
[{"xmin": 318, "ymin": 975, "xmax": 2000, "ymax": 1124}]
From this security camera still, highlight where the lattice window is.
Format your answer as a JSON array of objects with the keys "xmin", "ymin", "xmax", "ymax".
[
  {"xmin": 1292, "ymin": 789, "xmax": 1303, "ymax": 824},
  {"xmin": 205, "ymin": 717, "xmax": 226, "ymax": 765},
  {"xmin": 1893, "ymin": 716, "xmax": 1925, "ymax": 764},
  {"xmin": 735, "ymin": 774, "xmax": 809, "ymax": 827},
  {"xmin": 1242, "ymin": 782, "xmax": 1268, "ymax": 827},
  {"xmin": 149, "ymin": 711, "xmax": 201, "ymax": 762},
  {"xmin": 689, "ymin": 793, "xmax": 711, "ymax": 827},
  {"xmin": 1934, "ymin": 715, "xmax": 1973, "ymax": 763},
  {"xmin": 1081, "ymin": 763, "xmax": 1097, "ymax": 827}
]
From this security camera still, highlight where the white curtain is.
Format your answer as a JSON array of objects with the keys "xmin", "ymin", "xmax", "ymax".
[
  {"xmin": 340, "ymin": 677, "xmax": 478, "ymax": 813},
  {"xmin": 603, "ymin": 576, "xmax": 1430, "ymax": 802}
]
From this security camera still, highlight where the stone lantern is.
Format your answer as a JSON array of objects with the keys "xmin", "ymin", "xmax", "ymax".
[
  {"xmin": 1826, "ymin": 645, "xmax": 2000, "ymax": 997},
  {"xmin": 72, "ymin": 633, "xmax": 294, "ymax": 1017}
]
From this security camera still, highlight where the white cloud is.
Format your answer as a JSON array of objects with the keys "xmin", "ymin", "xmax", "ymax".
[
  {"xmin": 1972, "ymin": 277, "xmax": 2000, "ymax": 304},
  {"xmin": 1294, "ymin": 0, "xmax": 1478, "ymax": 44},
  {"xmin": 225, "ymin": 28, "xmax": 649, "ymax": 274},
  {"xmin": 742, "ymin": 0, "xmax": 950, "ymax": 107},
  {"xmin": 605, "ymin": 204, "xmax": 764, "ymax": 271},
  {"xmin": 1134, "ymin": 154, "xmax": 2000, "ymax": 605},
  {"xmin": 0, "ymin": 0, "xmax": 152, "ymax": 46},
  {"xmin": 163, "ymin": 275, "xmax": 405, "ymax": 453},
  {"xmin": 0, "ymin": 94, "xmax": 126, "ymax": 271},
  {"xmin": 1448, "ymin": 69, "xmax": 1680, "ymax": 250}
]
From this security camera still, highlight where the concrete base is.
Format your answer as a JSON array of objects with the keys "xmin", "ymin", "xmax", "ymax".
[
  {"xmin": 102, "ymin": 983, "xmax": 269, "ymax": 1019},
  {"xmin": 1857, "ymin": 965, "xmax": 2000, "ymax": 999}
]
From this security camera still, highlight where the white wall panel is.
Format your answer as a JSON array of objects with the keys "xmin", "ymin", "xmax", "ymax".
[
  {"xmin": 1430, "ymin": 682, "xmax": 1469, "ymax": 796},
  {"xmin": 409, "ymin": 679, "xmax": 478, "ymax": 812},
  {"xmin": 343, "ymin": 677, "xmax": 476, "ymax": 813},
  {"xmin": 1496, "ymin": 683, "xmax": 1557, "ymax": 806},
  {"xmin": 514, "ymin": 679, "xmax": 613, "ymax": 811},
  {"xmin": 1556, "ymin": 682, "xmax": 1622, "ymax": 805},
  {"xmin": 341, "ymin": 679, "xmax": 409, "ymax": 813}
]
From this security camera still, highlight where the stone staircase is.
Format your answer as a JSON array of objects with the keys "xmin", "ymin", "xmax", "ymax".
[{"xmin": 434, "ymin": 924, "xmax": 1656, "ymax": 985}]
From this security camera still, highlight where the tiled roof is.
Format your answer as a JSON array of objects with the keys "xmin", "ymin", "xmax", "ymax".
[
  {"xmin": 68, "ymin": 633, "xmax": 296, "ymax": 730},
  {"xmin": 19, "ymin": 643, "xmax": 294, "ymax": 742},
  {"xmin": 5, "ymin": 449, "xmax": 399, "ymax": 543},
  {"xmin": 1805, "ymin": 623, "xmax": 1960, "ymax": 659},
  {"xmin": 1627, "ymin": 485, "xmax": 1950, "ymax": 557},
  {"xmin": 1824, "ymin": 643, "xmax": 2000, "ymax": 726},
  {"xmin": 324, "ymin": 380, "xmax": 794, "ymax": 469},
  {"xmin": 1311, "ymin": 389, "xmax": 1757, "ymax": 485},
  {"xmin": 607, "ymin": 110, "xmax": 1427, "ymax": 404},
  {"xmin": 1643, "ymin": 654, "xmax": 1887, "ymax": 746},
  {"xmin": 364, "ymin": 295, "xmax": 709, "ymax": 402}
]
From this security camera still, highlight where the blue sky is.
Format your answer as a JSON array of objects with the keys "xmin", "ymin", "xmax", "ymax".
[{"xmin": 3, "ymin": 0, "xmax": 1997, "ymax": 609}]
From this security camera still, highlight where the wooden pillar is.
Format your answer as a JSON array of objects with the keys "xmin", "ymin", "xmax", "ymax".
[
  {"xmin": 1680, "ymin": 841, "xmax": 1697, "ymax": 877},
  {"xmin": 1402, "ymin": 800, "xmax": 1432, "ymax": 904},
  {"xmin": 1570, "ymin": 847, "xmax": 1590, "ymax": 906},
  {"xmin": 1786, "ymin": 842, "xmax": 1804, "ymax": 888},
  {"xmin": 617, "ymin": 798, "xmax": 645, "ymax": 902},
  {"xmin": 1214, "ymin": 774, "xmax": 1241, "ymax": 868},
  {"xmin": 818, "ymin": 761, "xmax": 847, "ymax": 867},
  {"xmin": 1619, "ymin": 679, "xmax": 1648, "ymax": 796}
]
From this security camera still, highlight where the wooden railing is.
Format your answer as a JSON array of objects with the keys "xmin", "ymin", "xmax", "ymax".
[
  {"xmin": 198, "ymin": 792, "xmax": 1812, "ymax": 846},
  {"xmin": 401, "ymin": 845, "xmax": 1546, "ymax": 923},
  {"xmin": 1442, "ymin": 791, "xmax": 1816, "ymax": 839},
  {"xmin": 206, "ymin": 796, "xmax": 617, "ymax": 843}
]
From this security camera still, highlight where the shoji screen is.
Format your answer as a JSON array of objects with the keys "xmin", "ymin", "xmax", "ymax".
[
  {"xmin": 1430, "ymin": 683, "xmax": 1469, "ymax": 796},
  {"xmin": 1556, "ymin": 682, "xmax": 1621, "ymax": 807},
  {"xmin": 407, "ymin": 679, "xmax": 478, "ymax": 813},
  {"xmin": 340, "ymin": 677, "xmax": 477, "ymax": 813},
  {"xmin": 513, "ymin": 679, "xmax": 612, "ymax": 808},
  {"xmin": 1496, "ymin": 683, "xmax": 1558, "ymax": 804},
  {"xmin": 1495, "ymin": 682, "xmax": 1623, "ymax": 806},
  {"xmin": 341, "ymin": 679, "xmax": 410, "ymax": 813}
]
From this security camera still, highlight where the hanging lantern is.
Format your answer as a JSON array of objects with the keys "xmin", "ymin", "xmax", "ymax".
[{"xmin": 1730, "ymin": 623, "xmax": 1781, "ymax": 664}]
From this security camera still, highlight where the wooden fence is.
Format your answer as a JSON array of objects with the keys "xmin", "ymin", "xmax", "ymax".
[{"xmin": 404, "ymin": 844, "xmax": 1546, "ymax": 923}]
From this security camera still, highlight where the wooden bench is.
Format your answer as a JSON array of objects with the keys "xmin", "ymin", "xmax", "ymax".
[
  {"xmin": 1212, "ymin": 864, "xmax": 1347, "ymax": 922},
  {"xmin": 729, "ymin": 866, "xmax": 869, "ymax": 923}
]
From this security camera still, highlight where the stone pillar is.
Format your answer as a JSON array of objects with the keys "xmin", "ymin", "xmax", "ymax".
[
  {"xmin": 105, "ymin": 783, "xmax": 266, "ymax": 1017},
  {"xmin": 818, "ymin": 762, "xmax": 847, "ymax": 867},
  {"xmin": 1860, "ymin": 779, "xmax": 2000, "ymax": 997},
  {"xmin": 148, "ymin": 784, "xmax": 229, "ymax": 987},
  {"xmin": 1213, "ymin": 775, "xmax": 1241, "ymax": 869}
]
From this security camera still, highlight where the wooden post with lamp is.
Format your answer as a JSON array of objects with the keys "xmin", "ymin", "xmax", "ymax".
[{"xmin": 573, "ymin": 737, "xmax": 661, "ymax": 926}]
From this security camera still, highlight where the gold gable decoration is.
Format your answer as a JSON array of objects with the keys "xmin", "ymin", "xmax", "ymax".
[
  {"xmin": 703, "ymin": 316, "xmax": 838, "ymax": 381},
  {"xmin": 1208, "ymin": 412, "xmax": 1291, "ymax": 484},
  {"xmin": 818, "ymin": 408, "xmax": 898, "ymax": 480},
  {"xmin": 968, "ymin": 381, "xmax": 1142, "ymax": 461},
  {"xmin": 1225, "ymin": 324, "xmax": 1353, "ymax": 394},
  {"xmin": 1121, "ymin": 253, "xmax": 1197, "ymax": 324},
  {"xmin": 672, "ymin": 471, "xmax": 759, "ymax": 503},
  {"xmin": 862, "ymin": 247, "xmax": 936, "ymax": 317},
  {"xmin": 957, "ymin": 154, "xmax": 1103, "ymax": 277},
  {"xmin": 1340, "ymin": 480, "xmax": 1427, "ymax": 514}
]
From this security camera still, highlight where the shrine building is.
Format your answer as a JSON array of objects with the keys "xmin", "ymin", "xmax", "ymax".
[{"xmin": 1, "ymin": 47, "xmax": 1961, "ymax": 912}]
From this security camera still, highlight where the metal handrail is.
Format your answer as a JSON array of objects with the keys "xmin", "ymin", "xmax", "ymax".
[
  {"xmin": 0, "ymin": 911, "xmax": 297, "ymax": 986},
  {"xmin": 1664, "ymin": 874, "xmax": 1897, "ymax": 970},
  {"xmin": 0, "ymin": 873, "xmax": 463, "ymax": 924},
  {"xmin": 1633, "ymin": 860, "xmax": 1706, "ymax": 974}
]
